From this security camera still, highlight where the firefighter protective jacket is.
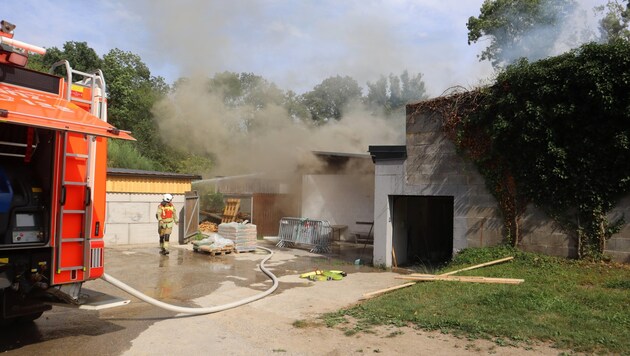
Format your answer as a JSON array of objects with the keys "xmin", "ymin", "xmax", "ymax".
[{"xmin": 156, "ymin": 202, "xmax": 178, "ymax": 228}]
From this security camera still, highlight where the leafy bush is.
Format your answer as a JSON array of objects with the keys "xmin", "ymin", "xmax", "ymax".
[
  {"xmin": 107, "ymin": 140, "xmax": 161, "ymax": 170},
  {"xmin": 201, "ymin": 191, "xmax": 224, "ymax": 213}
]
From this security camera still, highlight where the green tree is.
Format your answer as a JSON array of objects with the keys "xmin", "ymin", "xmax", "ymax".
[
  {"xmin": 102, "ymin": 48, "xmax": 156, "ymax": 130},
  {"xmin": 366, "ymin": 76, "xmax": 388, "ymax": 109},
  {"xmin": 283, "ymin": 90, "xmax": 311, "ymax": 122},
  {"xmin": 175, "ymin": 154, "xmax": 214, "ymax": 176},
  {"xmin": 25, "ymin": 53, "xmax": 46, "ymax": 72},
  {"xmin": 26, "ymin": 41, "xmax": 103, "ymax": 76},
  {"xmin": 301, "ymin": 75, "xmax": 362, "ymax": 122},
  {"xmin": 107, "ymin": 140, "xmax": 161, "ymax": 171},
  {"xmin": 467, "ymin": 0, "xmax": 576, "ymax": 68},
  {"xmin": 366, "ymin": 71, "xmax": 427, "ymax": 115},
  {"xmin": 400, "ymin": 71, "xmax": 428, "ymax": 104},
  {"xmin": 102, "ymin": 49, "xmax": 172, "ymax": 168},
  {"xmin": 208, "ymin": 71, "xmax": 284, "ymax": 109},
  {"xmin": 205, "ymin": 71, "xmax": 286, "ymax": 132},
  {"xmin": 596, "ymin": 0, "xmax": 630, "ymax": 42},
  {"xmin": 24, "ymin": 42, "xmax": 205, "ymax": 173}
]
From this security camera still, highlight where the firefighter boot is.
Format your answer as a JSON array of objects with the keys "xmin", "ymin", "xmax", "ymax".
[
  {"xmin": 163, "ymin": 241, "xmax": 170, "ymax": 255},
  {"xmin": 159, "ymin": 242, "xmax": 167, "ymax": 255}
]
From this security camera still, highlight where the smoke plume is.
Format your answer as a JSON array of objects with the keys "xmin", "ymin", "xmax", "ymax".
[
  {"xmin": 134, "ymin": 0, "xmax": 606, "ymax": 177},
  {"xmin": 152, "ymin": 78, "xmax": 403, "ymax": 177}
]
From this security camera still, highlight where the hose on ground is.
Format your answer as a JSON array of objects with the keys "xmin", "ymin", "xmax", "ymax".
[{"xmin": 101, "ymin": 246, "xmax": 278, "ymax": 315}]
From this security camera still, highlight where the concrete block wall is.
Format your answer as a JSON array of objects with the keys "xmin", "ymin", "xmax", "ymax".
[
  {"xmin": 373, "ymin": 161, "xmax": 404, "ymax": 266},
  {"xmin": 517, "ymin": 206, "xmax": 576, "ymax": 258},
  {"xmin": 504, "ymin": 199, "xmax": 630, "ymax": 261},
  {"xmin": 104, "ymin": 193, "xmax": 184, "ymax": 246},
  {"xmin": 405, "ymin": 113, "xmax": 504, "ymax": 253},
  {"xmin": 394, "ymin": 103, "xmax": 630, "ymax": 263},
  {"xmin": 372, "ymin": 112, "xmax": 507, "ymax": 266},
  {"xmin": 606, "ymin": 195, "xmax": 630, "ymax": 262},
  {"xmin": 404, "ymin": 111, "xmax": 581, "ymax": 260}
]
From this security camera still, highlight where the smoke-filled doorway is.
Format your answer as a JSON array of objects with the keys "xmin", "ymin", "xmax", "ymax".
[{"xmin": 391, "ymin": 195, "xmax": 453, "ymax": 267}]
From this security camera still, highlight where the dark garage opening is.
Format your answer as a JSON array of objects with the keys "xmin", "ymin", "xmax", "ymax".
[{"xmin": 392, "ymin": 195, "xmax": 453, "ymax": 267}]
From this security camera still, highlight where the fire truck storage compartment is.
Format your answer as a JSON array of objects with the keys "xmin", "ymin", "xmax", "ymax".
[{"xmin": 0, "ymin": 123, "xmax": 54, "ymax": 247}]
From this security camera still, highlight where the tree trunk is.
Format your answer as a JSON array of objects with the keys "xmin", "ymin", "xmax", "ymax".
[{"xmin": 599, "ymin": 220, "xmax": 606, "ymax": 253}]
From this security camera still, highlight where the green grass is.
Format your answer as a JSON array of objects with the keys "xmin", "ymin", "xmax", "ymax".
[{"xmin": 323, "ymin": 246, "xmax": 630, "ymax": 355}]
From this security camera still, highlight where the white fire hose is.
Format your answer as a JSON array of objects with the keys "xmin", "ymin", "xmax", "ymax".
[{"xmin": 101, "ymin": 246, "xmax": 278, "ymax": 315}]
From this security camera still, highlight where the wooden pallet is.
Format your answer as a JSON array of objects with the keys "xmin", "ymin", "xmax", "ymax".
[
  {"xmin": 196, "ymin": 245, "xmax": 235, "ymax": 256},
  {"xmin": 221, "ymin": 199, "xmax": 240, "ymax": 223}
]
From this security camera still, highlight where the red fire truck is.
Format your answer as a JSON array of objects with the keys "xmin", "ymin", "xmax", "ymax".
[{"xmin": 0, "ymin": 20, "xmax": 133, "ymax": 324}]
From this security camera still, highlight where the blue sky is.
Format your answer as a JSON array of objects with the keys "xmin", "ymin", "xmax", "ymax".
[{"xmin": 4, "ymin": 0, "xmax": 607, "ymax": 97}]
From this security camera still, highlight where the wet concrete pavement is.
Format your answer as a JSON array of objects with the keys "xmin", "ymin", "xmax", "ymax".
[{"xmin": 1, "ymin": 239, "xmax": 395, "ymax": 355}]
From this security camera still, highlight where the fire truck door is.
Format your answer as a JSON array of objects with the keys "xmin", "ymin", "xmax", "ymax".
[{"xmin": 52, "ymin": 131, "xmax": 94, "ymax": 284}]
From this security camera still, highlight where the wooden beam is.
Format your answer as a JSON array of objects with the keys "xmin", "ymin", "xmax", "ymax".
[
  {"xmin": 396, "ymin": 274, "xmax": 524, "ymax": 285},
  {"xmin": 361, "ymin": 282, "xmax": 417, "ymax": 299},
  {"xmin": 360, "ymin": 256, "xmax": 517, "ymax": 300},
  {"xmin": 392, "ymin": 248, "xmax": 398, "ymax": 268},
  {"xmin": 438, "ymin": 256, "xmax": 514, "ymax": 276}
]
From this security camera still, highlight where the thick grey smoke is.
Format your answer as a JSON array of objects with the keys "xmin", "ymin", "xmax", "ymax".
[
  {"xmin": 153, "ymin": 78, "xmax": 402, "ymax": 176},
  {"xmin": 135, "ymin": 1, "xmax": 416, "ymax": 177}
]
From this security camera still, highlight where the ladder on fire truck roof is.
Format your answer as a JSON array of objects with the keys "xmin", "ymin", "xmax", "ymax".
[
  {"xmin": 50, "ymin": 60, "xmax": 106, "ymax": 280},
  {"xmin": 50, "ymin": 60, "xmax": 107, "ymax": 121}
]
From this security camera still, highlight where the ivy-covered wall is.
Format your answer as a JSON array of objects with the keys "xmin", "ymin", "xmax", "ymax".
[
  {"xmin": 406, "ymin": 108, "xmax": 503, "ymax": 249},
  {"xmin": 405, "ymin": 100, "xmax": 630, "ymax": 262},
  {"xmin": 402, "ymin": 40, "xmax": 630, "ymax": 262},
  {"xmin": 406, "ymin": 103, "xmax": 579, "ymax": 259}
]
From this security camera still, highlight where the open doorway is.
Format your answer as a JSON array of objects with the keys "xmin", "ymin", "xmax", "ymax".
[{"xmin": 391, "ymin": 195, "xmax": 453, "ymax": 267}]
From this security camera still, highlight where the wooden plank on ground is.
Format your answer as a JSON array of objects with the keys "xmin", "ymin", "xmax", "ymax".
[
  {"xmin": 360, "ymin": 256, "xmax": 517, "ymax": 300},
  {"xmin": 361, "ymin": 282, "xmax": 417, "ymax": 299},
  {"xmin": 397, "ymin": 274, "xmax": 524, "ymax": 285},
  {"xmin": 438, "ymin": 256, "xmax": 514, "ymax": 276}
]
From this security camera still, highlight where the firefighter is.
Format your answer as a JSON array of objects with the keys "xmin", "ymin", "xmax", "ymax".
[{"xmin": 156, "ymin": 193, "xmax": 178, "ymax": 255}]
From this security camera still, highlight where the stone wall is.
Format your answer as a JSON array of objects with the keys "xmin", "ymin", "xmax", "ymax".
[
  {"xmin": 406, "ymin": 110, "xmax": 504, "ymax": 252},
  {"xmin": 104, "ymin": 193, "xmax": 184, "ymax": 246},
  {"xmin": 606, "ymin": 195, "xmax": 630, "ymax": 262}
]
